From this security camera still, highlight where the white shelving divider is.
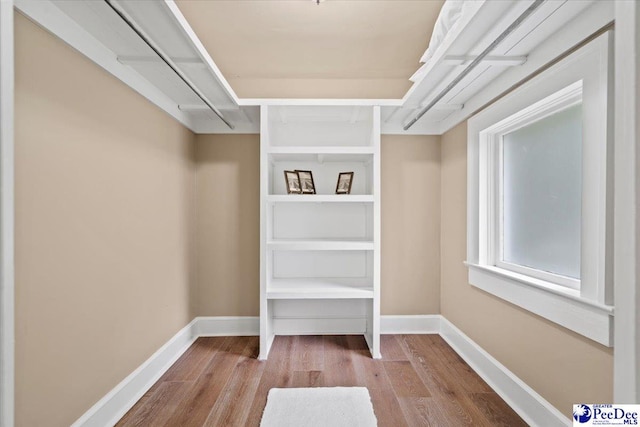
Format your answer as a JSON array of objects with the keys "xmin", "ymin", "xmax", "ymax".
[
  {"xmin": 266, "ymin": 194, "xmax": 374, "ymax": 203},
  {"xmin": 259, "ymin": 104, "xmax": 381, "ymax": 359}
]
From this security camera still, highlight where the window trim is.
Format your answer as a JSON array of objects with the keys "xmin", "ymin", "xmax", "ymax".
[
  {"xmin": 486, "ymin": 81, "xmax": 583, "ymax": 291},
  {"xmin": 467, "ymin": 31, "xmax": 614, "ymax": 346},
  {"xmin": 466, "ymin": 263, "xmax": 614, "ymax": 346},
  {"xmin": 494, "ymin": 260, "xmax": 581, "ymax": 291}
]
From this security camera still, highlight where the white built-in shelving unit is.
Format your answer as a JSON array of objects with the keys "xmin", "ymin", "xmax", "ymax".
[{"xmin": 259, "ymin": 105, "xmax": 381, "ymax": 359}]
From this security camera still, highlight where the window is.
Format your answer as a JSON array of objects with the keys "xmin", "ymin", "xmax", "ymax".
[
  {"xmin": 467, "ymin": 32, "xmax": 614, "ymax": 346},
  {"xmin": 484, "ymin": 83, "xmax": 584, "ymax": 292},
  {"xmin": 500, "ymin": 103, "xmax": 582, "ymax": 287}
]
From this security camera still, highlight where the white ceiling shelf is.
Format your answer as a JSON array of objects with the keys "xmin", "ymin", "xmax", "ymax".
[
  {"xmin": 17, "ymin": 0, "xmax": 611, "ymax": 135},
  {"xmin": 381, "ymin": 0, "xmax": 606, "ymax": 134}
]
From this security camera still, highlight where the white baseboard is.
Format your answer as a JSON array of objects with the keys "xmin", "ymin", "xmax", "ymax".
[
  {"xmin": 381, "ymin": 315, "xmax": 441, "ymax": 334},
  {"xmin": 273, "ymin": 317, "xmax": 367, "ymax": 335},
  {"xmin": 71, "ymin": 319, "xmax": 198, "ymax": 427},
  {"xmin": 72, "ymin": 315, "xmax": 568, "ymax": 427},
  {"xmin": 439, "ymin": 318, "xmax": 570, "ymax": 427},
  {"xmin": 194, "ymin": 316, "xmax": 259, "ymax": 336},
  {"xmin": 192, "ymin": 315, "xmax": 442, "ymax": 336}
]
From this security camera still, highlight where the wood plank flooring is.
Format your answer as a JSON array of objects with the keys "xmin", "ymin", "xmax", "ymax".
[{"xmin": 117, "ymin": 335, "xmax": 526, "ymax": 427}]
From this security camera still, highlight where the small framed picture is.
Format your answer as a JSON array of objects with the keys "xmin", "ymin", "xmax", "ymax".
[
  {"xmin": 284, "ymin": 170, "xmax": 302, "ymax": 194},
  {"xmin": 336, "ymin": 172, "xmax": 354, "ymax": 194},
  {"xmin": 295, "ymin": 170, "xmax": 316, "ymax": 194}
]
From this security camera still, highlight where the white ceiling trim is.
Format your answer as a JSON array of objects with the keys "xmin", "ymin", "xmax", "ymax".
[{"xmin": 237, "ymin": 98, "xmax": 403, "ymax": 107}]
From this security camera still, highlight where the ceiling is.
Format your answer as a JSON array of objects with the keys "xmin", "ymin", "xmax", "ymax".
[
  {"xmin": 174, "ymin": 0, "xmax": 445, "ymax": 98},
  {"xmin": 21, "ymin": 0, "xmax": 604, "ymax": 133}
]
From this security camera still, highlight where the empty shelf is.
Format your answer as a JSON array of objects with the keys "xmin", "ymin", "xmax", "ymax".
[
  {"xmin": 267, "ymin": 195, "xmax": 374, "ymax": 203},
  {"xmin": 267, "ymin": 146, "xmax": 374, "ymax": 163},
  {"xmin": 267, "ymin": 239, "xmax": 374, "ymax": 251},
  {"xmin": 267, "ymin": 146, "xmax": 374, "ymax": 154},
  {"xmin": 267, "ymin": 278, "xmax": 374, "ymax": 299}
]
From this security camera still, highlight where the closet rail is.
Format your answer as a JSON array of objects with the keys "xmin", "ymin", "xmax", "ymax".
[
  {"xmin": 403, "ymin": 0, "xmax": 545, "ymax": 131},
  {"xmin": 104, "ymin": 0, "xmax": 235, "ymax": 130}
]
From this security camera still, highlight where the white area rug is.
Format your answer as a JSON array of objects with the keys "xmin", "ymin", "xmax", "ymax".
[{"xmin": 260, "ymin": 387, "xmax": 377, "ymax": 427}]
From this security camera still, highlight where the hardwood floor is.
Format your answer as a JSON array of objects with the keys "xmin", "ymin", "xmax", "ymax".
[{"xmin": 116, "ymin": 335, "xmax": 526, "ymax": 427}]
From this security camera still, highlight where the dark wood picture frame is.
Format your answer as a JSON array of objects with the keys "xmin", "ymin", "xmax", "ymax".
[
  {"xmin": 284, "ymin": 170, "xmax": 302, "ymax": 194},
  {"xmin": 295, "ymin": 170, "xmax": 316, "ymax": 194},
  {"xmin": 335, "ymin": 172, "xmax": 354, "ymax": 194}
]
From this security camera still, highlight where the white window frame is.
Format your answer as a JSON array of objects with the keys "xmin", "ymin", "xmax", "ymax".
[
  {"xmin": 486, "ymin": 81, "xmax": 583, "ymax": 291},
  {"xmin": 467, "ymin": 31, "xmax": 614, "ymax": 347}
]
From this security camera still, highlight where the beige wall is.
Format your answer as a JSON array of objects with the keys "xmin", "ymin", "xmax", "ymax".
[
  {"xmin": 192, "ymin": 134, "xmax": 442, "ymax": 316},
  {"xmin": 15, "ymin": 13, "xmax": 196, "ymax": 427},
  {"xmin": 381, "ymin": 135, "xmax": 441, "ymax": 315},
  {"xmin": 440, "ymin": 121, "xmax": 613, "ymax": 417},
  {"xmin": 194, "ymin": 134, "xmax": 260, "ymax": 316}
]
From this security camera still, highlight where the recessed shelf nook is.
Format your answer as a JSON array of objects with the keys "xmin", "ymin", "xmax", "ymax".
[{"xmin": 260, "ymin": 104, "xmax": 381, "ymax": 359}]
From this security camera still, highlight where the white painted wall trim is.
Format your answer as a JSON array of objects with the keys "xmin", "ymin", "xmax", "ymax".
[
  {"xmin": 467, "ymin": 264, "xmax": 613, "ymax": 346},
  {"xmin": 193, "ymin": 316, "xmax": 259, "ymax": 337},
  {"xmin": 273, "ymin": 318, "xmax": 367, "ymax": 335},
  {"xmin": 380, "ymin": 315, "xmax": 441, "ymax": 334},
  {"xmin": 439, "ymin": 318, "xmax": 570, "ymax": 427},
  {"xmin": 238, "ymin": 98, "xmax": 403, "ymax": 107},
  {"xmin": 70, "ymin": 319, "xmax": 198, "ymax": 427},
  {"xmin": 192, "ymin": 315, "xmax": 442, "ymax": 337},
  {"xmin": 70, "ymin": 315, "xmax": 567, "ymax": 427},
  {"xmin": 613, "ymin": 0, "xmax": 640, "ymax": 404},
  {"xmin": 0, "ymin": 1, "xmax": 14, "ymax": 426},
  {"xmin": 14, "ymin": 0, "xmax": 196, "ymax": 132}
]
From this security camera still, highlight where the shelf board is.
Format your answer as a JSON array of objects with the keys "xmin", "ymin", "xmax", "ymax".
[
  {"xmin": 267, "ymin": 146, "xmax": 374, "ymax": 154},
  {"xmin": 267, "ymin": 239, "xmax": 374, "ymax": 251},
  {"xmin": 267, "ymin": 278, "xmax": 374, "ymax": 299},
  {"xmin": 267, "ymin": 194, "xmax": 374, "ymax": 203},
  {"xmin": 267, "ymin": 146, "xmax": 374, "ymax": 163}
]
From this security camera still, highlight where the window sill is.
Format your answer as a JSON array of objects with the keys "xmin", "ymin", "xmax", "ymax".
[{"xmin": 465, "ymin": 262, "xmax": 614, "ymax": 347}]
